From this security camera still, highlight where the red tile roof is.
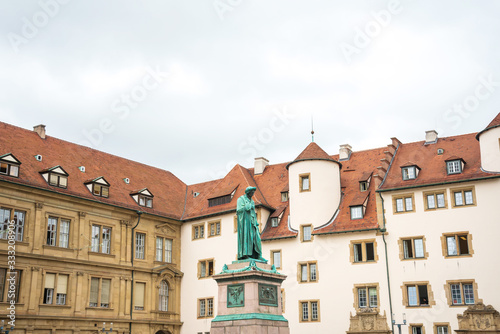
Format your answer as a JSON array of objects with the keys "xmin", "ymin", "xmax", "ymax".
[
  {"xmin": 379, "ymin": 133, "xmax": 498, "ymax": 191},
  {"xmin": 0, "ymin": 122, "xmax": 187, "ymax": 219},
  {"xmin": 286, "ymin": 142, "xmax": 340, "ymax": 169},
  {"xmin": 476, "ymin": 112, "xmax": 500, "ymax": 139}
]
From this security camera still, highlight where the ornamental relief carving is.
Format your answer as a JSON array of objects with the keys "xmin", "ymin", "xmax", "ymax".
[
  {"xmin": 457, "ymin": 302, "xmax": 500, "ymax": 332},
  {"xmin": 347, "ymin": 310, "xmax": 391, "ymax": 334}
]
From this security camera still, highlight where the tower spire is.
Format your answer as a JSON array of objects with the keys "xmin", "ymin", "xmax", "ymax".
[{"xmin": 311, "ymin": 116, "xmax": 315, "ymax": 142}]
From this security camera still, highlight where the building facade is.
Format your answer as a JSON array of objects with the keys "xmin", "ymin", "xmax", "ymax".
[{"xmin": 1, "ymin": 113, "xmax": 500, "ymax": 334}]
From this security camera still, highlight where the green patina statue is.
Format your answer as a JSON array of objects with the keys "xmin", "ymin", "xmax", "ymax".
[{"xmin": 236, "ymin": 186, "xmax": 267, "ymax": 262}]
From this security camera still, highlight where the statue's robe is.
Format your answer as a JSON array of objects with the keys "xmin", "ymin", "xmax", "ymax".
[{"xmin": 236, "ymin": 194, "xmax": 262, "ymax": 260}]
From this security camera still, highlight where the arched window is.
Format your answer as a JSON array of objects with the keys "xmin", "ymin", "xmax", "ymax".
[{"xmin": 159, "ymin": 280, "xmax": 169, "ymax": 311}]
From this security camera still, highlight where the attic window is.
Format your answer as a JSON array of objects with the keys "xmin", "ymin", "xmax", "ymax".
[
  {"xmin": 131, "ymin": 189, "xmax": 154, "ymax": 208},
  {"xmin": 0, "ymin": 153, "xmax": 21, "ymax": 177},
  {"xmin": 402, "ymin": 166, "xmax": 417, "ymax": 180},
  {"xmin": 360, "ymin": 181, "xmax": 368, "ymax": 192},
  {"xmin": 40, "ymin": 166, "xmax": 69, "ymax": 189},
  {"xmin": 208, "ymin": 188, "xmax": 236, "ymax": 208},
  {"xmin": 85, "ymin": 177, "xmax": 110, "ymax": 198},
  {"xmin": 281, "ymin": 191, "xmax": 289, "ymax": 202},
  {"xmin": 271, "ymin": 217, "xmax": 279, "ymax": 227},
  {"xmin": 446, "ymin": 160, "xmax": 463, "ymax": 175},
  {"xmin": 350, "ymin": 206, "xmax": 364, "ymax": 220}
]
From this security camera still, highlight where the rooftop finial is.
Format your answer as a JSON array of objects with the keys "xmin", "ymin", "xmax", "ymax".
[{"xmin": 311, "ymin": 116, "xmax": 315, "ymax": 142}]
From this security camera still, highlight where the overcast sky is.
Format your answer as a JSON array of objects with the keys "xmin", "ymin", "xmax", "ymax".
[{"xmin": 1, "ymin": 1, "xmax": 499, "ymax": 184}]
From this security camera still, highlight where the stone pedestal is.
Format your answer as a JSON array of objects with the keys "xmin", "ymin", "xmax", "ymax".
[{"xmin": 210, "ymin": 260, "xmax": 290, "ymax": 334}]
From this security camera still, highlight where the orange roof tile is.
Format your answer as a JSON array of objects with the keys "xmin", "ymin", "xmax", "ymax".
[
  {"xmin": 286, "ymin": 142, "xmax": 340, "ymax": 169},
  {"xmin": 476, "ymin": 112, "xmax": 500, "ymax": 139}
]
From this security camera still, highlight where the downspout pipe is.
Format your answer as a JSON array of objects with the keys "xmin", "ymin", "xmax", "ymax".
[
  {"xmin": 129, "ymin": 211, "xmax": 143, "ymax": 334},
  {"xmin": 379, "ymin": 192, "xmax": 394, "ymax": 333}
]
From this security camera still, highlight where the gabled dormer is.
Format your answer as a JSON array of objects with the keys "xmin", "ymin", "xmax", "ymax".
[
  {"xmin": 350, "ymin": 193, "xmax": 369, "ymax": 220},
  {"xmin": 131, "ymin": 188, "xmax": 154, "ymax": 208},
  {"xmin": 359, "ymin": 171, "xmax": 372, "ymax": 192},
  {"xmin": 40, "ymin": 165, "xmax": 68, "ymax": 188},
  {"xmin": 0, "ymin": 153, "xmax": 21, "ymax": 177},
  {"xmin": 84, "ymin": 177, "xmax": 110, "ymax": 198},
  {"xmin": 208, "ymin": 186, "xmax": 237, "ymax": 208},
  {"xmin": 270, "ymin": 206, "xmax": 286, "ymax": 227},
  {"xmin": 445, "ymin": 156, "xmax": 465, "ymax": 175},
  {"xmin": 400, "ymin": 162, "xmax": 421, "ymax": 180}
]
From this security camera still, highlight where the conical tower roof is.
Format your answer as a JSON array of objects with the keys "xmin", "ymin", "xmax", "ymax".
[
  {"xmin": 286, "ymin": 142, "xmax": 341, "ymax": 169},
  {"xmin": 476, "ymin": 112, "xmax": 500, "ymax": 140}
]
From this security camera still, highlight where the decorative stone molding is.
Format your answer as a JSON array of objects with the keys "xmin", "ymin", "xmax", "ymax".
[
  {"xmin": 35, "ymin": 202, "xmax": 44, "ymax": 209},
  {"xmin": 79, "ymin": 212, "xmax": 86, "ymax": 218},
  {"xmin": 155, "ymin": 222, "xmax": 177, "ymax": 235},
  {"xmin": 31, "ymin": 266, "xmax": 41, "ymax": 271},
  {"xmin": 76, "ymin": 272, "xmax": 84, "ymax": 276},
  {"xmin": 347, "ymin": 309, "xmax": 392, "ymax": 334},
  {"xmin": 120, "ymin": 220, "xmax": 132, "ymax": 227},
  {"xmin": 456, "ymin": 302, "xmax": 500, "ymax": 332}
]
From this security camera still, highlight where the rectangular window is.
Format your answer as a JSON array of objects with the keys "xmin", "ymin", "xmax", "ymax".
[
  {"xmin": 300, "ymin": 174, "xmax": 310, "ymax": 192},
  {"xmin": 0, "ymin": 269, "xmax": 21, "ymax": 303},
  {"xmin": 92, "ymin": 184, "xmax": 109, "ymax": 198},
  {"xmin": 281, "ymin": 191, "xmax": 289, "ymax": 202},
  {"xmin": 411, "ymin": 325, "xmax": 423, "ymax": 334},
  {"xmin": 208, "ymin": 221, "xmax": 221, "ymax": 237},
  {"xmin": 360, "ymin": 181, "xmax": 368, "ymax": 192},
  {"xmin": 48, "ymin": 173, "xmax": 67, "ymax": 188},
  {"xmin": 298, "ymin": 262, "xmax": 317, "ymax": 283},
  {"xmin": 424, "ymin": 191, "xmax": 446, "ymax": 210},
  {"xmin": 271, "ymin": 217, "xmax": 279, "ymax": 227},
  {"xmin": 445, "ymin": 233, "xmax": 470, "ymax": 257},
  {"xmin": 135, "ymin": 232, "xmax": 146, "ymax": 259},
  {"xmin": 350, "ymin": 206, "xmax": 363, "ymax": 219},
  {"xmin": 138, "ymin": 195, "xmax": 153, "ymax": 208},
  {"xmin": 198, "ymin": 259, "xmax": 214, "ymax": 279},
  {"xmin": 302, "ymin": 225, "xmax": 312, "ymax": 242},
  {"xmin": 351, "ymin": 240, "xmax": 376, "ymax": 263},
  {"xmin": 0, "ymin": 161, "xmax": 19, "ymax": 177},
  {"xmin": 89, "ymin": 277, "xmax": 111, "ymax": 308},
  {"xmin": 43, "ymin": 273, "xmax": 69, "ymax": 305},
  {"xmin": 193, "ymin": 223, "xmax": 205, "ymax": 240},
  {"xmin": 402, "ymin": 238, "xmax": 425, "ymax": 259},
  {"xmin": 198, "ymin": 297, "xmax": 214, "ymax": 318},
  {"xmin": 436, "ymin": 325, "xmax": 449, "ymax": 334},
  {"xmin": 0, "ymin": 208, "xmax": 25, "ymax": 241},
  {"xmin": 357, "ymin": 286, "xmax": 378, "ymax": 309},
  {"xmin": 447, "ymin": 160, "xmax": 462, "ymax": 174},
  {"xmin": 156, "ymin": 237, "xmax": 173, "ymax": 263},
  {"xmin": 452, "ymin": 188, "xmax": 475, "ymax": 207},
  {"xmin": 134, "ymin": 282, "xmax": 145, "ymax": 310},
  {"xmin": 449, "ymin": 282, "xmax": 475, "ymax": 305},
  {"xmin": 300, "ymin": 300, "xmax": 320, "ymax": 322},
  {"xmin": 393, "ymin": 194, "xmax": 415, "ymax": 213},
  {"xmin": 271, "ymin": 250, "xmax": 281, "ymax": 269},
  {"xmin": 402, "ymin": 166, "xmax": 417, "ymax": 180},
  {"xmin": 405, "ymin": 283, "xmax": 430, "ymax": 307},
  {"xmin": 46, "ymin": 217, "xmax": 71, "ymax": 248},
  {"xmin": 91, "ymin": 224, "xmax": 111, "ymax": 254}
]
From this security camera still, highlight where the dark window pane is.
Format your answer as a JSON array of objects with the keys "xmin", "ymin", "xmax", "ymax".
[
  {"xmin": 458, "ymin": 235, "xmax": 469, "ymax": 255},
  {"xmin": 365, "ymin": 243, "xmax": 374, "ymax": 261},
  {"xmin": 418, "ymin": 285, "xmax": 428, "ymax": 305}
]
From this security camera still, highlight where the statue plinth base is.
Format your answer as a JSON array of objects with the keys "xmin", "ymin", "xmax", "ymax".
[{"xmin": 210, "ymin": 260, "xmax": 290, "ymax": 334}]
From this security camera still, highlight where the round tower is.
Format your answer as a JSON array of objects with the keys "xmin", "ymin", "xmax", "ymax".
[
  {"xmin": 476, "ymin": 112, "xmax": 500, "ymax": 172},
  {"xmin": 286, "ymin": 142, "xmax": 342, "ymax": 232}
]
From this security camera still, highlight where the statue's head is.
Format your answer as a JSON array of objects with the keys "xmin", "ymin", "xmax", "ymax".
[{"xmin": 245, "ymin": 186, "xmax": 257, "ymax": 198}]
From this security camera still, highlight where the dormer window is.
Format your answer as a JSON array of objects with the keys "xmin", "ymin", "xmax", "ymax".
[
  {"xmin": 350, "ymin": 206, "xmax": 363, "ymax": 219},
  {"xmin": 359, "ymin": 172, "xmax": 371, "ymax": 192},
  {"xmin": 270, "ymin": 206, "xmax": 286, "ymax": 228},
  {"xmin": 84, "ymin": 177, "xmax": 110, "ymax": 198},
  {"xmin": 271, "ymin": 217, "xmax": 279, "ymax": 227},
  {"xmin": 0, "ymin": 153, "xmax": 21, "ymax": 177},
  {"xmin": 208, "ymin": 187, "xmax": 237, "ymax": 207},
  {"xmin": 131, "ymin": 188, "xmax": 154, "ymax": 208},
  {"xmin": 402, "ymin": 166, "xmax": 416, "ymax": 180},
  {"xmin": 446, "ymin": 158, "xmax": 465, "ymax": 175},
  {"xmin": 359, "ymin": 181, "xmax": 368, "ymax": 192},
  {"xmin": 350, "ymin": 194, "xmax": 369, "ymax": 220},
  {"xmin": 40, "ymin": 166, "xmax": 68, "ymax": 188},
  {"xmin": 281, "ymin": 191, "xmax": 289, "ymax": 202}
]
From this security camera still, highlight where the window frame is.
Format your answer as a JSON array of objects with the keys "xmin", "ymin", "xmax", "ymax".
[
  {"xmin": 198, "ymin": 258, "xmax": 215, "ymax": 279},
  {"xmin": 350, "ymin": 239, "xmax": 377, "ymax": 264},
  {"xmin": 46, "ymin": 216, "xmax": 71, "ymax": 248},
  {"xmin": 90, "ymin": 223, "xmax": 112, "ymax": 254},
  {"xmin": 135, "ymin": 231, "xmax": 146, "ymax": 260},
  {"xmin": 350, "ymin": 205, "xmax": 364, "ymax": 220},
  {"xmin": 402, "ymin": 166, "xmax": 417, "ymax": 180},
  {"xmin": 138, "ymin": 194, "xmax": 153, "ymax": 208},
  {"xmin": 158, "ymin": 280, "xmax": 169, "ymax": 312},
  {"xmin": 155, "ymin": 236, "xmax": 173, "ymax": 263},
  {"xmin": 298, "ymin": 300, "xmax": 320, "ymax": 322},
  {"xmin": 450, "ymin": 186, "xmax": 476, "ymax": 208},
  {"xmin": 134, "ymin": 281, "xmax": 146, "ymax": 311},
  {"xmin": 353, "ymin": 283, "xmax": 379, "ymax": 310},
  {"xmin": 434, "ymin": 323, "xmax": 450, "ymax": 334},
  {"xmin": 197, "ymin": 297, "xmax": 214, "ymax": 319},
  {"xmin": 409, "ymin": 324, "xmax": 425, "ymax": 334},
  {"xmin": 0, "ymin": 160, "xmax": 20, "ymax": 178},
  {"xmin": 208, "ymin": 220, "xmax": 221, "ymax": 238},
  {"xmin": 444, "ymin": 280, "xmax": 478, "ymax": 307},
  {"xmin": 0, "ymin": 268, "xmax": 22, "ymax": 303},
  {"xmin": 48, "ymin": 172, "xmax": 68, "ymax": 188},
  {"xmin": 300, "ymin": 224, "xmax": 313, "ymax": 242},
  {"xmin": 42, "ymin": 272, "xmax": 70, "ymax": 306},
  {"xmin": 441, "ymin": 232, "xmax": 473, "ymax": 258},
  {"xmin": 0, "ymin": 207, "xmax": 26, "ymax": 242},
  {"xmin": 92, "ymin": 183, "xmax": 109, "ymax": 198},
  {"xmin": 297, "ymin": 261, "xmax": 318, "ymax": 283},
  {"xmin": 299, "ymin": 173, "xmax": 311, "ymax": 192},
  {"xmin": 423, "ymin": 190, "xmax": 447, "ymax": 211},
  {"xmin": 192, "ymin": 223, "xmax": 205, "ymax": 240},
  {"xmin": 281, "ymin": 191, "xmax": 289, "ymax": 202},
  {"xmin": 392, "ymin": 193, "xmax": 415, "ymax": 214},
  {"xmin": 88, "ymin": 276, "xmax": 112, "ymax": 308},
  {"xmin": 446, "ymin": 160, "xmax": 463, "ymax": 175},
  {"xmin": 399, "ymin": 236, "xmax": 428, "ymax": 261},
  {"xmin": 402, "ymin": 281, "xmax": 434, "ymax": 308},
  {"xmin": 271, "ymin": 249, "xmax": 282, "ymax": 269}
]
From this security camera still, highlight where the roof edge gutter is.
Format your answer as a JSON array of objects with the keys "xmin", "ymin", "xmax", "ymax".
[{"xmin": 376, "ymin": 175, "xmax": 500, "ymax": 193}]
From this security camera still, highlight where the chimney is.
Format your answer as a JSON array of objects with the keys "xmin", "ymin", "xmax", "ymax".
[
  {"xmin": 425, "ymin": 130, "xmax": 438, "ymax": 144},
  {"xmin": 339, "ymin": 144, "xmax": 352, "ymax": 161},
  {"xmin": 254, "ymin": 157, "xmax": 269, "ymax": 175},
  {"xmin": 33, "ymin": 124, "xmax": 46, "ymax": 139}
]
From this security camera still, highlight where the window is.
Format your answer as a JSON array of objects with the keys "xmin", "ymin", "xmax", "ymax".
[
  {"xmin": 138, "ymin": 195, "xmax": 153, "ymax": 208},
  {"xmin": 135, "ymin": 232, "xmax": 146, "ymax": 259},
  {"xmin": 134, "ymin": 282, "xmax": 145, "ymax": 310},
  {"xmin": 442, "ymin": 233, "xmax": 472, "ymax": 257},
  {"xmin": 356, "ymin": 286, "xmax": 378, "ymax": 309},
  {"xmin": 159, "ymin": 280, "xmax": 169, "ymax": 311},
  {"xmin": 89, "ymin": 277, "xmax": 111, "ymax": 308},
  {"xmin": 43, "ymin": 273, "xmax": 69, "ymax": 305},
  {"xmin": 271, "ymin": 217, "xmax": 279, "ymax": 227},
  {"xmin": 446, "ymin": 160, "xmax": 462, "ymax": 174},
  {"xmin": 40, "ymin": 166, "xmax": 69, "ymax": 188},
  {"xmin": 435, "ymin": 324, "xmax": 450, "ymax": 334},
  {"xmin": 298, "ymin": 262, "xmax": 317, "ymax": 283},
  {"xmin": 446, "ymin": 281, "xmax": 477, "ymax": 306},
  {"xmin": 424, "ymin": 191, "xmax": 447, "ymax": 210},
  {"xmin": 271, "ymin": 250, "xmax": 281, "ymax": 269},
  {"xmin": 0, "ymin": 207, "xmax": 25, "ymax": 241},
  {"xmin": 208, "ymin": 220, "xmax": 221, "ymax": 237},
  {"xmin": 403, "ymin": 282, "xmax": 433, "ymax": 307},
  {"xmin": 299, "ymin": 174, "xmax": 310, "ymax": 192},
  {"xmin": 452, "ymin": 187, "xmax": 475, "ymax": 207},
  {"xmin": 0, "ymin": 154, "xmax": 20, "ymax": 177},
  {"xmin": 156, "ymin": 237, "xmax": 173, "ymax": 263},
  {"xmin": 301, "ymin": 225, "xmax": 312, "ymax": 242},
  {"xmin": 350, "ymin": 240, "xmax": 376, "ymax": 263},
  {"xmin": 0, "ymin": 269, "xmax": 21, "ymax": 302},
  {"xmin": 393, "ymin": 194, "xmax": 414, "ymax": 213},
  {"xmin": 299, "ymin": 300, "xmax": 319, "ymax": 322},
  {"xmin": 400, "ymin": 237, "xmax": 426, "ymax": 260},
  {"xmin": 410, "ymin": 325, "xmax": 424, "ymax": 334},
  {"xmin": 402, "ymin": 166, "xmax": 417, "ymax": 180},
  {"xmin": 281, "ymin": 191, "xmax": 289, "ymax": 202},
  {"xmin": 91, "ymin": 224, "xmax": 111, "ymax": 254},
  {"xmin": 93, "ymin": 184, "xmax": 109, "ymax": 198},
  {"xmin": 198, "ymin": 297, "xmax": 214, "ymax": 318},
  {"xmin": 198, "ymin": 259, "xmax": 214, "ymax": 279},
  {"xmin": 130, "ymin": 189, "xmax": 154, "ymax": 208},
  {"xmin": 360, "ymin": 181, "xmax": 368, "ymax": 192},
  {"xmin": 46, "ymin": 217, "xmax": 70, "ymax": 248},
  {"xmin": 350, "ymin": 206, "xmax": 363, "ymax": 220},
  {"xmin": 192, "ymin": 223, "xmax": 205, "ymax": 240}
]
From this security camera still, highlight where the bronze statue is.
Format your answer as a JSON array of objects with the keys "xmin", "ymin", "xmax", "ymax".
[{"xmin": 236, "ymin": 187, "xmax": 266, "ymax": 261}]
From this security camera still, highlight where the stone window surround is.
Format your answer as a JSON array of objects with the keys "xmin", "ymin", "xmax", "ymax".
[
  {"xmin": 423, "ymin": 189, "xmax": 448, "ymax": 211},
  {"xmin": 352, "ymin": 282, "xmax": 380, "ymax": 311},
  {"xmin": 392, "ymin": 193, "xmax": 415, "ymax": 214},
  {"xmin": 297, "ymin": 261, "xmax": 318, "ymax": 284},
  {"xmin": 349, "ymin": 239, "xmax": 378, "ymax": 264},
  {"xmin": 398, "ymin": 236, "xmax": 429, "ymax": 261},
  {"xmin": 401, "ymin": 281, "xmax": 436, "ymax": 308},
  {"xmin": 440, "ymin": 232, "xmax": 474, "ymax": 258},
  {"xmin": 443, "ymin": 279, "xmax": 481, "ymax": 307},
  {"xmin": 298, "ymin": 299, "xmax": 320, "ymax": 323}
]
